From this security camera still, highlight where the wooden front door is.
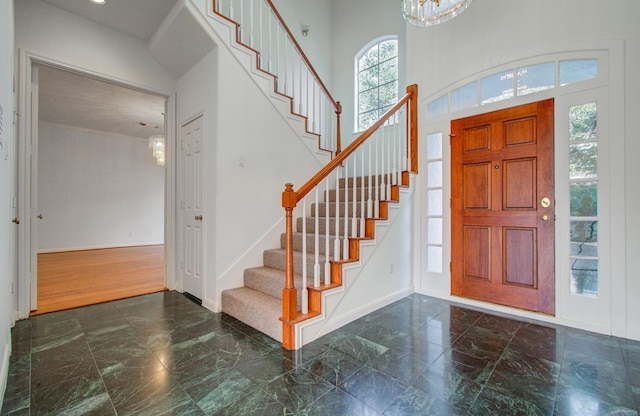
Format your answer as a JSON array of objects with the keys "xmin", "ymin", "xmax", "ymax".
[{"xmin": 451, "ymin": 99, "xmax": 555, "ymax": 315}]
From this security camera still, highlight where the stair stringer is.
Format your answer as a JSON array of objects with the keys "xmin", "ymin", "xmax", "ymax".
[
  {"xmin": 295, "ymin": 175, "xmax": 416, "ymax": 348},
  {"xmin": 187, "ymin": 0, "xmax": 331, "ymax": 165}
]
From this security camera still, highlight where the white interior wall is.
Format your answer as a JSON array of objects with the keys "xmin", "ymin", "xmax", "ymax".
[
  {"xmin": 176, "ymin": 15, "xmax": 327, "ymax": 310},
  {"xmin": 0, "ymin": 0, "xmax": 15, "ymax": 402},
  {"xmin": 404, "ymin": 0, "xmax": 640, "ymax": 339},
  {"xmin": 270, "ymin": 0, "xmax": 332, "ymax": 85},
  {"xmin": 15, "ymin": 0, "xmax": 175, "ymax": 94},
  {"xmin": 37, "ymin": 122, "xmax": 165, "ymax": 252},
  {"xmin": 331, "ymin": 0, "xmax": 406, "ymax": 146}
]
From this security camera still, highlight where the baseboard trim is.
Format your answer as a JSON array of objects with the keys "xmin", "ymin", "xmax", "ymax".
[
  {"xmin": 0, "ymin": 338, "xmax": 10, "ymax": 408},
  {"xmin": 37, "ymin": 243, "xmax": 164, "ymax": 254},
  {"xmin": 202, "ymin": 297, "xmax": 220, "ymax": 313}
]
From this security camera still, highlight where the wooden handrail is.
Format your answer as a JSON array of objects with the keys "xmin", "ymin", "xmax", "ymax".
[
  {"xmin": 213, "ymin": 0, "xmax": 343, "ymax": 154},
  {"xmin": 296, "ymin": 84, "xmax": 418, "ymax": 202},
  {"xmin": 280, "ymin": 84, "xmax": 418, "ymax": 348},
  {"xmin": 264, "ymin": 0, "xmax": 338, "ymax": 111}
]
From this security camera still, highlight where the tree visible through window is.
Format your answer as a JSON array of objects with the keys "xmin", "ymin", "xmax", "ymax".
[{"xmin": 357, "ymin": 38, "xmax": 398, "ymax": 131}]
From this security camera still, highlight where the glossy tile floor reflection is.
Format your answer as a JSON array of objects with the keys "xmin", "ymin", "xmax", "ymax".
[{"xmin": 2, "ymin": 291, "xmax": 639, "ymax": 415}]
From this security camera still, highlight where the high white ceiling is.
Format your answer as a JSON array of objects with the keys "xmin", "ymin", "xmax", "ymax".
[
  {"xmin": 35, "ymin": 0, "xmax": 180, "ymax": 139},
  {"xmin": 37, "ymin": 64, "xmax": 166, "ymax": 139},
  {"xmin": 39, "ymin": 0, "xmax": 179, "ymax": 41}
]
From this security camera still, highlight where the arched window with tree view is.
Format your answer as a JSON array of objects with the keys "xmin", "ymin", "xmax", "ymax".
[{"xmin": 356, "ymin": 37, "xmax": 398, "ymax": 132}]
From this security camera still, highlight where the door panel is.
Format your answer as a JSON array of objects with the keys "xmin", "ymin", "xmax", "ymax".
[
  {"xmin": 452, "ymin": 99, "xmax": 555, "ymax": 315},
  {"xmin": 181, "ymin": 116, "xmax": 204, "ymax": 300}
]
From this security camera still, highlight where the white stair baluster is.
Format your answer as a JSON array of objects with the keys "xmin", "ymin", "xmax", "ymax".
[
  {"xmin": 324, "ymin": 177, "xmax": 330, "ymax": 285},
  {"xmin": 367, "ymin": 141, "xmax": 373, "ymax": 218},
  {"xmin": 301, "ymin": 198, "xmax": 308, "ymax": 314},
  {"xmin": 374, "ymin": 133, "xmax": 380, "ymax": 218},
  {"xmin": 342, "ymin": 161, "xmax": 349, "ymax": 261},
  {"xmin": 351, "ymin": 153, "xmax": 358, "ymax": 237},
  {"xmin": 380, "ymin": 124, "xmax": 387, "ymax": 201},
  {"xmin": 334, "ymin": 168, "xmax": 341, "ymax": 260},
  {"xmin": 360, "ymin": 147, "xmax": 366, "ymax": 237},
  {"xmin": 314, "ymin": 187, "xmax": 320, "ymax": 287},
  {"xmin": 387, "ymin": 116, "xmax": 392, "ymax": 200}
]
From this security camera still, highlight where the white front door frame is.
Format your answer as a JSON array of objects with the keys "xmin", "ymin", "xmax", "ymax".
[{"xmin": 15, "ymin": 50, "xmax": 177, "ymax": 319}]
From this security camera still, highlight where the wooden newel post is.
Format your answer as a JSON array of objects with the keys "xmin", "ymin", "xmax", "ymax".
[
  {"xmin": 407, "ymin": 84, "xmax": 418, "ymax": 173},
  {"xmin": 281, "ymin": 183, "xmax": 298, "ymax": 349},
  {"xmin": 335, "ymin": 101, "xmax": 342, "ymax": 156}
]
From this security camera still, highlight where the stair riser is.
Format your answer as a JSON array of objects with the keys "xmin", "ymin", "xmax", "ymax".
[
  {"xmin": 311, "ymin": 202, "xmax": 371, "ymax": 218},
  {"xmin": 263, "ymin": 250, "xmax": 329, "ymax": 280},
  {"xmin": 221, "ymin": 288, "xmax": 282, "ymax": 342},
  {"xmin": 325, "ymin": 186, "xmax": 389, "ymax": 202},
  {"xmin": 296, "ymin": 217, "xmax": 361, "ymax": 235},
  {"xmin": 339, "ymin": 174, "xmax": 399, "ymax": 188},
  {"xmin": 243, "ymin": 267, "xmax": 303, "ymax": 306},
  {"xmin": 281, "ymin": 233, "xmax": 348, "ymax": 256}
]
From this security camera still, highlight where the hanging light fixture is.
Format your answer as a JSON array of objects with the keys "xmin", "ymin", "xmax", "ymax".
[
  {"xmin": 148, "ymin": 135, "xmax": 165, "ymax": 166},
  {"xmin": 402, "ymin": 0, "xmax": 473, "ymax": 27}
]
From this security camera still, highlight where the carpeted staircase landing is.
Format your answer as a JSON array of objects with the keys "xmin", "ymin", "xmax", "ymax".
[{"xmin": 221, "ymin": 179, "xmax": 373, "ymax": 342}]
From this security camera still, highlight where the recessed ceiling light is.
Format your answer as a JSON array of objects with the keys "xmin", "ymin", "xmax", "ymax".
[{"xmin": 90, "ymin": 0, "xmax": 106, "ymax": 4}]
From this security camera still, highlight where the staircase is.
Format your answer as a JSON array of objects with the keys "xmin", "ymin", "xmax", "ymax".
[
  {"xmin": 193, "ymin": 0, "xmax": 419, "ymax": 348},
  {"xmin": 222, "ymin": 174, "xmax": 411, "ymax": 342}
]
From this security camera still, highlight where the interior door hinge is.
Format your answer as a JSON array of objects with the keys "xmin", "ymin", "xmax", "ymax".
[{"xmin": 450, "ymin": 262, "xmax": 452, "ymax": 272}]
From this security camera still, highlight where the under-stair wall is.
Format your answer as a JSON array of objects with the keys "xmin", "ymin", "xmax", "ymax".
[{"xmin": 172, "ymin": 0, "xmax": 334, "ymax": 310}]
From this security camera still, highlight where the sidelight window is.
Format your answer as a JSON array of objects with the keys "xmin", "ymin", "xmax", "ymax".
[{"xmin": 568, "ymin": 102, "xmax": 599, "ymax": 296}]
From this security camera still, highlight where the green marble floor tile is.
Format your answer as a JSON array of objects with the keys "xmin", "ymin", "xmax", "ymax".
[
  {"xmin": 301, "ymin": 347, "xmax": 364, "ymax": 386},
  {"xmin": 108, "ymin": 369, "xmax": 194, "ymax": 415},
  {"xmin": 369, "ymin": 348, "xmax": 431, "ymax": 385},
  {"xmin": 469, "ymin": 384, "xmax": 548, "ymax": 416},
  {"xmin": 330, "ymin": 335, "xmax": 389, "ymax": 366},
  {"xmin": 186, "ymin": 368, "xmax": 256, "ymax": 414},
  {"xmin": 211, "ymin": 388, "xmax": 296, "ymax": 416},
  {"xmin": 30, "ymin": 371, "xmax": 112, "ymax": 416},
  {"xmin": 305, "ymin": 387, "xmax": 380, "ymax": 416},
  {"xmin": 339, "ymin": 366, "xmax": 408, "ymax": 412},
  {"xmin": 266, "ymin": 367, "xmax": 334, "ymax": 413},
  {"xmin": 31, "ymin": 337, "xmax": 98, "ymax": 390},
  {"xmin": 553, "ymin": 386, "xmax": 639, "ymax": 416},
  {"xmin": 383, "ymin": 385, "xmax": 466, "ymax": 416}
]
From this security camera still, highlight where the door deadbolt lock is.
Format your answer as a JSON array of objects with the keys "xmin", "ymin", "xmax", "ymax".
[
  {"xmin": 195, "ymin": 215, "xmax": 203, "ymax": 221},
  {"xmin": 540, "ymin": 197, "xmax": 551, "ymax": 208}
]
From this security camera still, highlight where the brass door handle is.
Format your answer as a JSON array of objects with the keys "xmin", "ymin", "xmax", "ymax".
[
  {"xmin": 541, "ymin": 214, "xmax": 551, "ymax": 221},
  {"xmin": 195, "ymin": 215, "xmax": 203, "ymax": 221},
  {"xmin": 12, "ymin": 217, "xmax": 20, "ymax": 224}
]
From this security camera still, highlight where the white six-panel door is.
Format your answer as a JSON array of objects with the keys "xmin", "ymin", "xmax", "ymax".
[{"xmin": 180, "ymin": 115, "xmax": 204, "ymax": 300}]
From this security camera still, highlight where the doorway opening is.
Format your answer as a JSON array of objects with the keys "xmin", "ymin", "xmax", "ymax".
[{"xmin": 29, "ymin": 63, "xmax": 168, "ymax": 315}]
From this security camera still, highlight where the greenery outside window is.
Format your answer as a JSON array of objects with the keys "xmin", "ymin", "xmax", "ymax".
[{"xmin": 357, "ymin": 38, "xmax": 398, "ymax": 132}]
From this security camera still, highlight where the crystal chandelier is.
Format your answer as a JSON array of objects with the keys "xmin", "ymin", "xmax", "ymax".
[
  {"xmin": 402, "ymin": 0, "xmax": 473, "ymax": 27},
  {"xmin": 148, "ymin": 135, "xmax": 165, "ymax": 166}
]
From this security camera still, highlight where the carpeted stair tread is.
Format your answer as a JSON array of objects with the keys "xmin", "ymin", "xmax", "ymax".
[{"xmin": 221, "ymin": 287, "xmax": 282, "ymax": 342}]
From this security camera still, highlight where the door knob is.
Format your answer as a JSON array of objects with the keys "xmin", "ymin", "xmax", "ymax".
[
  {"xmin": 37, "ymin": 214, "xmax": 43, "ymax": 219},
  {"xmin": 195, "ymin": 215, "xmax": 203, "ymax": 221},
  {"xmin": 541, "ymin": 214, "xmax": 551, "ymax": 221},
  {"xmin": 12, "ymin": 217, "xmax": 20, "ymax": 224}
]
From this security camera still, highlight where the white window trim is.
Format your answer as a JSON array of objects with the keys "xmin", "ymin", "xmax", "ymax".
[{"xmin": 354, "ymin": 35, "xmax": 399, "ymax": 134}]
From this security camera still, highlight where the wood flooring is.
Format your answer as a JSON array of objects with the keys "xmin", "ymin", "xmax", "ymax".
[{"xmin": 33, "ymin": 245, "xmax": 166, "ymax": 315}]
